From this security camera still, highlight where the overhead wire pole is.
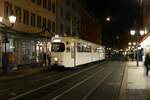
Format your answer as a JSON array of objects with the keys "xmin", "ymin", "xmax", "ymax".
[
  {"xmin": 136, "ymin": 0, "xmax": 143, "ymax": 66},
  {"xmin": 136, "ymin": 34, "xmax": 139, "ymax": 66},
  {"xmin": 131, "ymin": 0, "xmax": 143, "ymax": 66}
]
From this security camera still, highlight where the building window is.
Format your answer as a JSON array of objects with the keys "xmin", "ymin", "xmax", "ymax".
[
  {"xmin": 42, "ymin": 18, "xmax": 46, "ymax": 27},
  {"xmin": 52, "ymin": 3, "xmax": 56, "ymax": 13},
  {"xmin": 43, "ymin": 0, "xmax": 47, "ymax": 8},
  {"xmin": 37, "ymin": 15, "xmax": 41, "ymax": 28},
  {"xmin": 60, "ymin": 23, "xmax": 63, "ymax": 34},
  {"xmin": 23, "ymin": 9, "xmax": 29, "ymax": 25},
  {"xmin": 31, "ymin": 0, "xmax": 35, "ymax": 3},
  {"xmin": 4, "ymin": 1, "xmax": 12, "ymax": 19},
  {"xmin": 66, "ymin": 12, "xmax": 71, "ymax": 21},
  {"xmin": 47, "ymin": 20, "xmax": 51, "ymax": 32},
  {"xmin": 52, "ymin": 21, "xmax": 55, "ymax": 33},
  {"xmin": 72, "ymin": 3, "xmax": 77, "ymax": 11},
  {"xmin": 66, "ymin": 0, "xmax": 70, "ymax": 6},
  {"xmin": 37, "ymin": 0, "xmax": 41, "ymax": 6},
  {"xmin": 60, "ymin": 7, "xmax": 63, "ymax": 18},
  {"xmin": 48, "ymin": 0, "xmax": 51, "ymax": 11},
  {"xmin": 66, "ymin": 26, "xmax": 71, "ymax": 35},
  {"xmin": 15, "ymin": 6, "xmax": 22, "ymax": 23},
  {"xmin": 31, "ymin": 13, "xmax": 35, "ymax": 27}
]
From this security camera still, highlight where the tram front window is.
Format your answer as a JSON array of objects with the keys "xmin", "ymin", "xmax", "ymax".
[{"xmin": 51, "ymin": 43, "xmax": 65, "ymax": 52}]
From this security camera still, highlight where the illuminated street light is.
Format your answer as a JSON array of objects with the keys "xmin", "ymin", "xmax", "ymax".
[
  {"xmin": 133, "ymin": 42, "xmax": 136, "ymax": 45},
  {"xmin": 128, "ymin": 46, "xmax": 131, "ymax": 49},
  {"xmin": 126, "ymin": 49, "xmax": 129, "ymax": 51},
  {"xmin": 140, "ymin": 30, "xmax": 145, "ymax": 36},
  {"xmin": 0, "ymin": 13, "xmax": 16, "ymax": 73},
  {"xmin": 130, "ymin": 30, "xmax": 135, "ymax": 36},
  {"xmin": 9, "ymin": 15, "xmax": 16, "ymax": 24},
  {"xmin": 106, "ymin": 17, "xmax": 111, "ymax": 22},
  {"xmin": 130, "ymin": 29, "xmax": 144, "ymax": 66},
  {"xmin": 128, "ymin": 42, "xmax": 131, "ymax": 46},
  {"xmin": 0, "ymin": 17, "xmax": 3, "ymax": 22},
  {"xmin": 132, "ymin": 46, "xmax": 135, "ymax": 49}
]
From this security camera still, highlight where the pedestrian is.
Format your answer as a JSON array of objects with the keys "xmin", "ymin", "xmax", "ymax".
[
  {"xmin": 43, "ymin": 52, "xmax": 47, "ymax": 67},
  {"xmin": 47, "ymin": 52, "xmax": 51, "ymax": 68},
  {"xmin": 131, "ymin": 53, "xmax": 134, "ymax": 61},
  {"xmin": 144, "ymin": 52, "xmax": 150, "ymax": 76}
]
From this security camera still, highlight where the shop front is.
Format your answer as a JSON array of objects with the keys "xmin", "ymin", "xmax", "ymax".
[
  {"xmin": 0, "ymin": 30, "xmax": 51, "ymax": 70},
  {"xmin": 140, "ymin": 32, "xmax": 150, "ymax": 62}
]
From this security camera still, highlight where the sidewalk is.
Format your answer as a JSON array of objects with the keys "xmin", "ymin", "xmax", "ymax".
[
  {"xmin": 0, "ymin": 65, "xmax": 48, "ymax": 82},
  {"xmin": 119, "ymin": 61, "xmax": 150, "ymax": 100}
]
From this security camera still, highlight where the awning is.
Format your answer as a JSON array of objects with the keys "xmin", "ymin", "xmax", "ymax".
[{"xmin": 0, "ymin": 27, "xmax": 52, "ymax": 40}]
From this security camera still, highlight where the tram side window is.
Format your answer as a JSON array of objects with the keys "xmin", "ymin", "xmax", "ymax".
[
  {"xmin": 77, "ymin": 43, "xmax": 91, "ymax": 52},
  {"xmin": 51, "ymin": 43, "xmax": 65, "ymax": 52},
  {"xmin": 87, "ymin": 46, "xmax": 92, "ymax": 52},
  {"xmin": 77, "ymin": 43, "xmax": 82, "ymax": 52}
]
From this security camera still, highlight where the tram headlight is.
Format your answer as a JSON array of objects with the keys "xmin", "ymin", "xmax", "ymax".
[{"xmin": 54, "ymin": 57, "xmax": 58, "ymax": 62}]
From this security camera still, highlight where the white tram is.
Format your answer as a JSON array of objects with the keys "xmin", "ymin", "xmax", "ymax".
[{"xmin": 51, "ymin": 36, "xmax": 105, "ymax": 68}]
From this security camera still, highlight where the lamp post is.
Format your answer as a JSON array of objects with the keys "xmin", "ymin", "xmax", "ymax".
[
  {"xmin": 40, "ymin": 25, "xmax": 54, "ymax": 68},
  {"xmin": 0, "ymin": 15, "xmax": 16, "ymax": 73},
  {"xmin": 130, "ymin": 30, "xmax": 144, "ymax": 66}
]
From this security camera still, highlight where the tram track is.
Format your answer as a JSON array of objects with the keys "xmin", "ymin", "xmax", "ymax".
[
  {"xmin": 9, "ymin": 62, "xmax": 107, "ymax": 100},
  {"xmin": 0, "ymin": 62, "xmax": 106, "ymax": 97},
  {"xmin": 52, "ymin": 68, "xmax": 113, "ymax": 100},
  {"xmin": 39, "ymin": 61, "xmax": 124, "ymax": 100},
  {"xmin": 50, "ymin": 62, "xmax": 117, "ymax": 100}
]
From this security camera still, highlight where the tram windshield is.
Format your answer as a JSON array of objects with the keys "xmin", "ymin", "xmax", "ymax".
[{"xmin": 51, "ymin": 43, "xmax": 65, "ymax": 52}]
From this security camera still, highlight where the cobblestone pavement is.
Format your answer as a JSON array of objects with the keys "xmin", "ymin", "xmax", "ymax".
[{"xmin": 120, "ymin": 61, "xmax": 150, "ymax": 100}]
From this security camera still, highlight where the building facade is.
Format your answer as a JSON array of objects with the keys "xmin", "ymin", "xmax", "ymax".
[
  {"xmin": 57, "ymin": 0, "xmax": 101, "ymax": 44},
  {"xmin": 0, "ymin": 0, "xmax": 56, "ymax": 67},
  {"xmin": 57, "ymin": 0, "xmax": 80, "ymax": 37},
  {"xmin": 79, "ymin": 6, "xmax": 101, "ymax": 44},
  {"xmin": 143, "ymin": 0, "xmax": 150, "ymax": 33},
  {"xmin": 138, "ymin": 0, "xmax": 150, "ymax": 61}
]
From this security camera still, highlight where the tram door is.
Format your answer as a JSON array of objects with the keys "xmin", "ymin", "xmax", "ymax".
[{"xmin": 71, "ymin": 41, "xmax": 76, "ymax": 67}]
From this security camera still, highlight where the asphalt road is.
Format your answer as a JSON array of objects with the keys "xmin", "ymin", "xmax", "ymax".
[{"xmin": 0, "ymin": 60, "xmax": 126, "ymax": 100}]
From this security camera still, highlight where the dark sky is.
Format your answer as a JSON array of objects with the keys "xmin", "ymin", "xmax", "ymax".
[{"xmin": 82, "ymin": 0, "xmax": 138, "ymax": 49}]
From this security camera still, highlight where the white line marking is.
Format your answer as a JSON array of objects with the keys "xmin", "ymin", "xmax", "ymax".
[
  {"xmin": 52, "ymin": 68, "xmax": 105, "ymax": 100},
  {"xmin": 82, "ymin": 70, "xmax": 113, "ymax": 100},
  {"xmin": 10, "ymin": 63, "xmax": 103, "ymax": 100}
]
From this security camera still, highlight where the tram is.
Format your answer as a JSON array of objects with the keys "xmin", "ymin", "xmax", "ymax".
[{"xmin": 51, "ymin": 35, "xmax": 105, "ymax": 68}]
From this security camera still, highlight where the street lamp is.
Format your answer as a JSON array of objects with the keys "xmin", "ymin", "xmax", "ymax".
[
  {"xmin": 106, "ymin": 17, "xmax": 111, "ymax": 23},
  {"xmin": 128, "ymin": 42, "xmax": 132, "ymax": 46},
  {"xmin": 130, "ymin": 29, "xmax": 144, "ymax": 66},
  {"xmin": 0, "ymin": 14, "xmax": 16, "ymax": 73},
  {"xmin": 106, "ymin": 17, "xmax": 111, "ymax": 22},
  {"xmin": 133, "ymin": 42, "xmax": 136, "ymax": 46}
]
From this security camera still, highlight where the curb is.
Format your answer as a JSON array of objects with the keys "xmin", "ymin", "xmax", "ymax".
[
  {"xmin": 118, "ymin": 62, "xmax": 128, "ymax": 100},
  {"xmin": 0, "ymin": 67, "xmax": 48, "ymax": 82}
]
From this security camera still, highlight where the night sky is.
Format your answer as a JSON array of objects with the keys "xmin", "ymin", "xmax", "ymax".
[{"xmin": 82, "ymin": 0, "xmax": 139, "ymax": 49}]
